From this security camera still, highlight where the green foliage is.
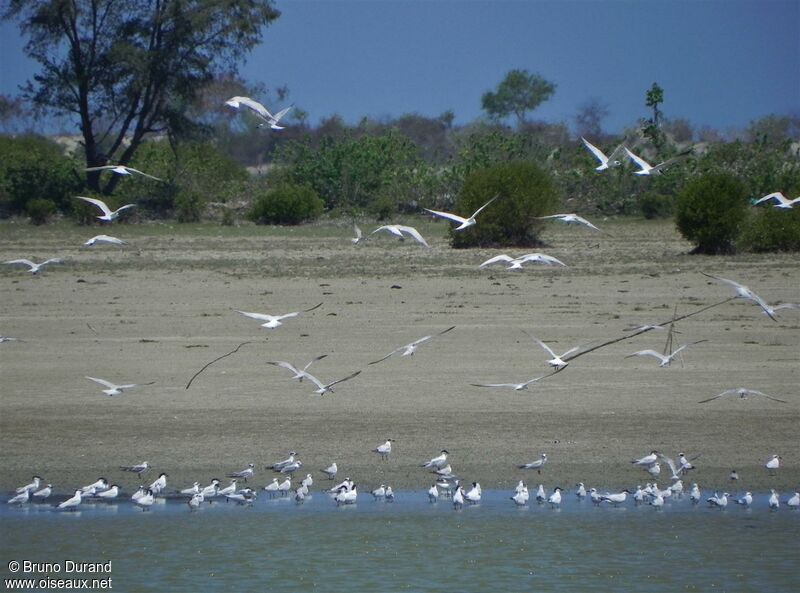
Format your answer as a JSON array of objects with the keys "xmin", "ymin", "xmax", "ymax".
[
  {"xmin": 0, "ymin": 135, "xmax": 83, "ymax": 217},
  {"xmin": 112, "ymin": 140, "xmax": 248, "ymax": 217},
  {"xmin": 25, "ymin": 198, "xmax": 56, "ymax": 225},
  {"xmin": 248, "ymin": 184, "xmax": 324, "ymax": 225},
  {"xmin": 740, "ymin": 208, "xmax": 800, "ymax": 252},
  {"xmin": 4, "ymin": 0, "xmax": 280, "ymax": 193},
  {"xmin": 642, "ymin": 83, "xmax": 666, "ymax": 150},
  {"xmin": 675, "ymin": 172, "xmax": 748, "ymax": 254},
  {"xmin": 481, "ymin": 69, "xmax": 556, "ymax": 126},
  {"xmin": 639, "ymin": 192, "xmax": 674, "ymax": 219},
  {"xmin": 447, "ymin": 161, "xmax": 559, "ymax": 248},
  {"xmin": 276, "ymin": 131, "xmax": 428, "ymax": 212}
]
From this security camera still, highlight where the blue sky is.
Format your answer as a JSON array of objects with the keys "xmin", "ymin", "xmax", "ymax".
[{"xmin": 1, "ymin": 0, "xmax": 798, "ymax": 134}]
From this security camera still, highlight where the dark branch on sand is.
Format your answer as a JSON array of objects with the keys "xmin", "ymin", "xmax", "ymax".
[{"xmin": 185, "ymin": 341, "xmax": 258, "ymax": 390}]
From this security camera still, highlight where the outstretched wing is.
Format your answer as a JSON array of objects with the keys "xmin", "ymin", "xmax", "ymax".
[
  {"xmin": 532, "ymin": 337, "xmax": 557, "ymax": 359},
  {"xmin": 236, "ymin": 310, "xmax": 272, "ymax": 322},
  {"xmin": 302, "ymin": 354, "xmax": 329, "ymax": 372},
  {"xmin": 626, "ymin": 349, "xmax": 662, "ymax": 360},
  {"xmin": 225, "ymin": 96, "xmax": 272, "ymax": 120},
  {"xmin": 75, "ymin": 196, "xmax": 112, "ymax": 217},
  {"xmin": 469, "ymin": 195, "xmax": 498, "ymax": 219},
  {"xmin": 409, "ymin": 325, "xmax": 455, "ymax": 348},
  {"xmin": 396, "ymin": 225, "xmax": 430, "ymax": 247},
  {"xmin": 624, "ymin": 147, "xmax": 652, "ymax": 171},
  {"xmin": 267, "ymin": 361, "xmax": 302, "ymax": 376},
  {"xmin": 4, "ymin": 259, "xmax": 36, "ymax": 269},
  {"xmin": 368, "ymin": 347, "xmax": 403, "ymax": 365},
  {"xmin": 325, "ymin": 370, "xmax": 362, "ymax": 389},
  {"xmin": 573, "ymin": 215, "xmax": 602, "ymax": 232},
  {"xmin": 86, "ymin": 376, "xmax": 116, "ymax": 389},
  {"xmin": 581, "ymin": 137, "xmax": 609, "ymax": 164},
  {"xmin": 270, "ymin": 105, "xmax": 294, "ymax": 122},
  {"xmin": 372, "ymin": 225, "xmax": 404, "ymax": 238},
  {"xmin": 422, "ymin": 208, "xmax": 468, "ymax": 225},
  {"xmin": 125, "ymin": 167, "xmax": 163, "ymax": 182},
  {"xmin": 275, "ymin": 312, "xmax": 300, "ymax": 321},
  {"xmin": 479, "ymin": 255, "xmax": 514, "ymax": 268}
]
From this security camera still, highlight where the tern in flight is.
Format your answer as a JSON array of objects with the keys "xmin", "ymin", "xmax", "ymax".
[
  {"xmin": 302, "ymin": 370, "xmax": 362, "ymax": 396},
  {"xmin": 369, "ymin": 326, "xmax": 455, "ymax": 365},
  {"xmin": 3, "ymin": 258, "xmax": 63, "ymax": 274},
  {"xmin": 625, "ymin": 345, "xmax": 690, "ymax": 368},
  {"xmin": 752, "ymin": 191, "xmax": 800, "ymax": 209},
  {"xmin": 479, "ymin": 253, "xmax": 566, "ymax": 270},
  {"xmin": 84, "ymin": 165, "xmax": 163, "ymax": 181},
  {"xmin": 702, "ymin": 273, "xmax": 777, "ymax": 321},
  {"xmin": 267, "ymin": 354, "xmax": 329, "ymax": 382},
  {"xmin": 472, "ymin": 376, "xmax": 546, "ymax": 391},
  {"xmin": 529, "ymin": 335, "xmax": 580, "ymax": 370},
  {"xmin": 423, "ymin": 195, "xmax": 497, "ymax": 231},
  {"xmin": 536, "ymin": 213, "xmax": 604, "ymax": 232},
  {"xmin": 84, "ymin": 235, "xmax": 126, "ymax": 247},
  {"xmin": 86, "ymin": 376, "xmax": 154, "ymax": 396},
  {"xmin": 236, "ymin": 303, "xmax": 321, "ymax": 329},
  {"xmin": 75, "ymin": 196, "xmax": 136, "ymax": 222},
  {"xmin": 225, "ymin": 96, "xmax": 292, "ymax": 130},
  {"xmin": 371, "ymin": 224, "xmax": 430, "ymax": 247},
  {"xmin": 624, "ymin": 147, "xmax": 690, "ymax": 176},
  {"xmin": 581, "ymin": 137, "xmax": 626, "ymax": 171},
  {"xmin": 698, "ymin": 388, "xmax": 787, "ymax": 404}
]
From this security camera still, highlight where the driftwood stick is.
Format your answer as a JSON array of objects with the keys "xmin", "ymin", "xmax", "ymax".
[{"xmin": 185, "ymin": 341, "xmax": 257, "ymax": 390}]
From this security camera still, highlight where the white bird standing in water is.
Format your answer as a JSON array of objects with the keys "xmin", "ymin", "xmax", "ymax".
[
  {"xmin": 428, "ymin": 484, "xmax": 439, "ymax": 502},
  {"xmin": 57, "ymin": 490, "xmax": 83, "ymax": 511},
  {"xmin": 3, "ymin": 258, "xmax": 64, "ymax": 274},
  {"xmin": 464, "ymin": 482, "xmax": 482, "ymax": 504},
  {"xmin": 787, "ymin": 492, "xmax": 799, "ymax": 509},
  {"xmin": 707, "ymin": 492, "xmax": 729, "ymax": 509},
  {"xmin": 548, "ymin": 487, "xmax": 563, "ymax": 508},
  {"xmin": 32, "ymin": 484, "xmax": 53, "ymax": 500},
  {"xmin": 75, "ymin": 196, "xmax": 137, "ymax": 222},
  {"xmin": 735, "ymin": 492, "xmax": 753, "ymax": 507},
  {"xmin": 16, "ymin": 476, "xmax": 42, "ymax": 494},
  {"xmin": 768, "ymin": 489, "xmax": 780, "ymax": 511},
  {"xmin": 7, "ymin": 489, "xmax": 30, "ymax": 505},
  {"xmin": 511, "ymin": 486, "xmax": 529, "ymax": 506},
  {"xmin": 423, "ymin": 195, "xmax": 498, "ymax": 231}
]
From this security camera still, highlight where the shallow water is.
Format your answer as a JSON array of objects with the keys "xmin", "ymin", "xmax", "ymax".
[{"xmin": 1, "ymin": 491, "xmax": 797, "ymax": 593}]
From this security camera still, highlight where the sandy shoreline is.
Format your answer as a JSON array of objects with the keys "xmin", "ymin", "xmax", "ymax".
[{"xmin": 1, "ymin": 219, "xmax": 798, "ymax": 495}]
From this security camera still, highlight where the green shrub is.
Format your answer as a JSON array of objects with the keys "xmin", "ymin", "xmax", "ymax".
[
  {"xmin": 175, "ymin": 190, "xmax": 205, "ymax": 223},
  {"xmin": 26, "ymin": 198, "xmax": 57, "ymax": 225},
  {"xmin": 675, "ymin": 172, "xmax": 748, "ymax": 254},
  {"xmin": 446, "ymin": 161, "xmax": 559, "ymax": 248},
  {"xmin": 740, "ymin": 207, "xmax": 800, "ymax": 252},
  {"xmin": 0, "ymin": 135, "xmax": 83, "ymax": 217},
  {"xmin": 248, "ymin": 184, "xmax": 324, "ymax": 225},
  {"xmin": 639, "ymin": 191, "xmax": 674, "ymax": 219}
]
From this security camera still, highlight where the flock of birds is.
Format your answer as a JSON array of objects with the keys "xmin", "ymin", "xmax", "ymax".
[
  {"xmin": 2, "ymin": 95, "xmax": 798, "ymax": 518},
  {"xmin": 6, "ymin": 448, "xmax": 799, "ymax": 513}
]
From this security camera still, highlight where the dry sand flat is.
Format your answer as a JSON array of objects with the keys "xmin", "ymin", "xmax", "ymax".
[{"xmin": 1, "ymin": 219, "xmax": 798, "ymax": 494}]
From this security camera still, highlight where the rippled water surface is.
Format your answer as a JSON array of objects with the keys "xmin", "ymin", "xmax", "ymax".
[{"xmin": 1, "ymin": 491, "xmax": 797, "ymax": 592}]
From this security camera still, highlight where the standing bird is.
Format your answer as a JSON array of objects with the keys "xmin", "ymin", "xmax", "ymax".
[
  {"xmin": 735, "ymin": 492, "xmax": 753, "ymax": 508},
  {"xmin": 95, "ymin": 485, "xmax": 120, "ymax": 500},
  {"xmin": 453, "ymin": 485, "xmax": 465, "ymax": 510},
  {"xmin": 632, "ymin": 451, "xmax": 659, "ymax": 466},
  {"xmin": 75, "ymin": 196, "xmax": 137, "ymax": 222},
  {"xmin": 768, "ymin": 489, "xmax": 780, "ymax": 511},
  {"xmin": 421, "ymin": 450, "xmax": 449, "ymax": 470},
  {"xmin": 787, "ymin": 492, "xmax": 799, "ymax": 510},
  {"xmin": 228, "ymin": 463, "xmax": 255, "ymax": 482},
  {"xmin": 120, "ymin": 461, "xmax": 150, "ymax": 475},
  {"xmin": 3, "ymin": 258, "xmax": 64, "ymax": 274},
  {"xmin": 428, "ymin": 484, "xmax": 439, "ymax": 503},
  {"xmin": 729, "ymin": 469, "xmax": 739, "ymax": 482},
  {"xmin": 707, "ymin": 492, "xmax": 729, "ymax": 509},
  {"xmin": 320, "ymin": 462, "xmax": 338, "ymax": 480},
  {"xmin": 15, "ymin": 476, "xmax": 42, "ymax": 494},
  {"xmin": 7, "ymin": 489, "xmax": 30, "ymax": 505},
  {"xmin": 548, "ymin": 487, "xmax": 563, "ymax": 508},
  {"xmin": 423, "ymin": 195, "xmax": 498, "ymax": 231},
  {"xmin": 372, "ymin": 439, "xmax": 394, "ymax": 461},
  {"xmin": 57, "ymin": 490, "xmax": 83, "ymax": 511},
  {"xmin": 188, "ymin": 493, "xmax": 204, "ymax": 511},
  {"xmin": 518, "ymin": 453, "xmax": 548, "ymax": 474},
  {"xmin": 764, "ymin": 455, "xmax": 781, "ymax": 475}
]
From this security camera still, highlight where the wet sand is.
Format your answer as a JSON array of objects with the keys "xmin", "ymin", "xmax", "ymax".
[{"xmin": 1, "ymin": 219, "xmax": 798, "ymax": 494}]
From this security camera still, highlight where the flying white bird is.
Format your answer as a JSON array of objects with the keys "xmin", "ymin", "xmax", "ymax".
[
  {"xmin": 471, "ymin": 375, "xmax": 546, "ymax": 391},
  {"xmin": 267, "ymin": 354, "xmax": 329, "ymax": 382},
  {"xmin": 0, "ymin": 336, "xmax": 21, "ymax": 343},
  {"xmin": 86, "ymin": 376, "xmax": 154, "ymax": 396},
  {"xmin": 236, "ymin": 310, "xmax": 299, "ymax": 329},
  {"xmin": 581, "ymin": 137, "xmax": 627, "ymax": 171},
  {"xmin": 371, "ymin": 224, "xmax": 430, "ymax": 247},
  {"xmin": 421, "ymin": 450, "xmax": 449, "ymax": 469},
  {"xmin": 752, "ymin": 191, "xmax": 800, "ymax": 209},
  {"xmin": 120, "ymin": 461, "xmax": 149, "ymax": 475},
  {"xmin": 301, "ymin": 369, "xmax": 362, "ymax": 396},
  {"xmin": 698, "ymin": 387, "xmax": 787, "ymax": 404},
  {"xmin": 625, "ymin": 345, "xmax": 690, "ymax": 367},
  {"xmin": 423, "ymin": 195, "xmax": 498, "ymax": 231},
  {"xmin": 351, "ymin": 223, "xmax": 365, "ymax": 245},
  {"xmin": 85, "ymin": 165, "xmax": 163, "ymax": 181},
  {"xmin": 702, "ymin": 272, "xmax": 777, "ymax": 321},
  {"xmin": 75, "ymin": 196, "xmax": 137, "ymax": 222},
  {"xmin": 260, "ymin": 105, "xmax": 293, "ymax": 130},
  {"xmin": 372, "ymin": 439, "xmax": 394, "ymax": 461},
  {"xmin": 624, "ymin": 147, "xmax": 690, "ymax": 176},
  {"xmin": 518, "ymin": 453, "xmax": 548, "ymax": 473},
  {"xmin": 83, "ymin": 234, "xmax": 126, "ymax": 247},
  {"xmin": 530, "ymin": 335, "xmax": 580, "ymax": 370},
  {"xmin": 536, "ymin": 213, "xmax": 603, "ymax": 232},
  {"xmin": 224, "ymin": 96, "xmax": 292, "ymax": 129},
  {"xmin": 479, "ymin": 253, "xmax": 566, "ymax": 270},
  {"xmin": 3, "ymin": 258, "xmax": 63, "ymax": 274},
  {"xmin": 369, "ymin": 326, "xmax": 455, "ymax": 365},
  {"xmin": 57, "ymin": 490, "xmax": 83, "ymax": 511}
]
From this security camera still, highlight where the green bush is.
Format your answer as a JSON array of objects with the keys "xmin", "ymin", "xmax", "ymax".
[
  {"xmin": 740, "ymin": 207, "xmax": 800, "ymax": 252},
  {"xmin": 26, "ymin": 198, "xmax": 57, "ymax": 225},
  {"xmin": 248, "ymin": 184, "xmax": 324, "ymax": 225},
  {"xmin": 639, "ymin": 191, "xmax": 674, "ymax": 219},
  {"xmin": 174, "ymin": 190, "xmax": 205, "ymax": 223},
  {"xmin": 675, "ymin": 172, "xmax": 748, "ymax": 254},
  {"xmin": 446, "ymin": 161, "xmax": 559, "ymax": 248},
  {"xmin": 0, "ymin": 135, "xmax": 83, "ymax": 217}
]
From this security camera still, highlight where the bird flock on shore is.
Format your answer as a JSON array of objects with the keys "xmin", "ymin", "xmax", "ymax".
[{"xmin": 2, "ymin": 97, "xmax": 797, "ymax": 517}]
